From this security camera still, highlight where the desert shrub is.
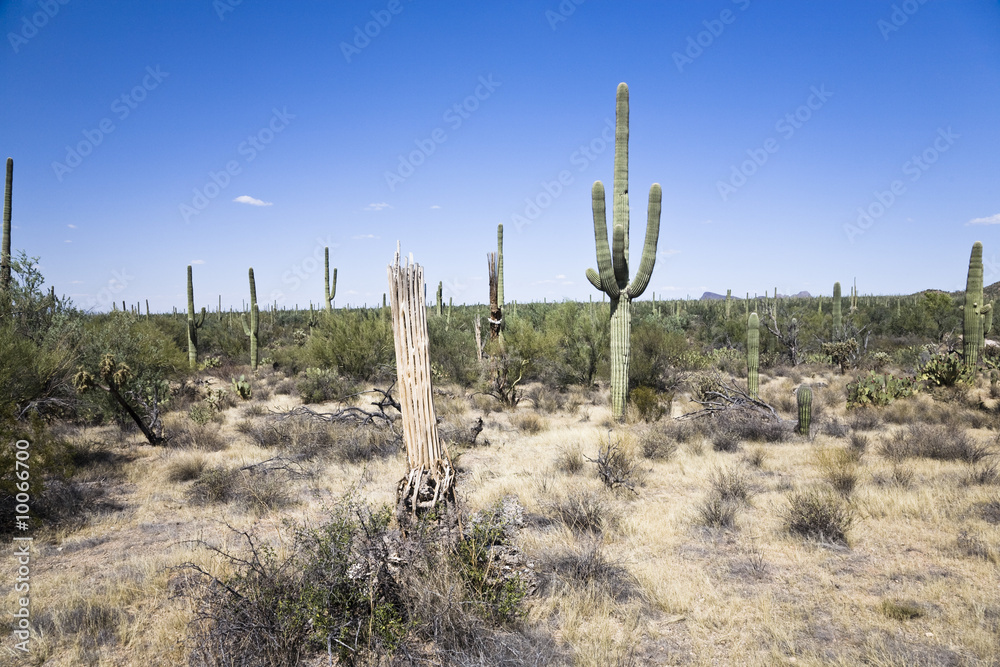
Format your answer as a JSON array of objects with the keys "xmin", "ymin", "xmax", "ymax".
[
  {"xmin": 628, "ymin": 322, "xmax": 689, "ymax": 390},
  {"xmin": 815, "ymin": 446, "xmax": 861, "ymax": 495},
  {"xmin": 712, "ymin": 431, "xmax": 740, "ymax": 452},
  {"xmin": 427, "ymin": 317, "xmax": 480, "ymax": 386},
  {"xmin": 821, "ymin": 419, "xmax": 850, "ymax": 438},
  {"xmin": 166, "ymin": 453, "xmax": 207, "ymax": 482},
  {"xmin": 783, "ymin": 488, "xmax": 854, "ymax": 543},
  {"xmin": 879, "ymin": 599, "xmax": 923, "ymax": 621},
  {"xmin": 168, "ymin": 421, "xmax": 227, "ymax": 451},
  {"xmin": 297, "ymin": 367, "xmax": 351, "ymax": 404},
  {"xmin": 524, "ymin": 385, "xmax": 564, "ymax": 414},
  {"xmin": 629, "ymin": 386, "xmax": 667, "ymax": 422},
  {"xmin": 847, "ymin": 371, "xmax": 915, "ymax": 408},
  {"xmin": 712, "ymin": 409, "xmax": 789, "ymax": 444},
  {"xmin": 744, "ymin": 445, "xmax": 767, "ymax": 468},
  {"xmin": 546, "ymin": 490, "xmax": 612, "ymax": 534},
  {"xmin": 966, "ymin": 461, "xmax": 998, "ymax": 486},
  {"xmin": 555, "ymin": 446, "xmax": 585, "ymax": 475},
  {"xmin": 848, "ymin": 409, "xmax": 882, "ymax": 431},
  {"xmin": 588, "ymin": 437, "xmax": 644, "ymax": 493},
  {"xmin": 187, "ymin": 401, "xmax": 221, "ymax": 426},
  {"xmin": 708, "ymin": 466, "xmax": 756, "ymax": 505},
  {"xmin": 638, "ymin": 427, "xmax": 678, "ymax": 460},
  {"xmin": 304, "ymin": 310, "xmax": 394, "ymax": 382},
  {"xmin": 696, "ymin": 493, "xmax": 740, "ymax": 529},
  {"xmin": 512, "ymin": 411, "xmax": 547, "ymax": 434},
  {"xmin": 880, "ymin": 424, "xmax": 989, "ymax": 463},
  {"xmin": 957, "ymin": 529, "xmax": 998, "ymax": 563},
  {"xmin": 187, "ymin": 465, "xmax": 289, "ymax": 512},
  {"xmin": 849, "ymin": 432, "xmax": 870, "ymax": 455},
  {"xmin": 538, "ymin": 541, "xmax": 640, "ymax": 602},
  {"xmin": 872, "ymin": 463, "xmax": 915, "ymax": 488}
]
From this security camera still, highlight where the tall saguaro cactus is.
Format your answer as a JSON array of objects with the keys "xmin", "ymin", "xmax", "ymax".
[
  {"xmin": 832, "ymin": 281, "xmax": 842, "ymax": 340},
  {"xmin": 497, "ymin": 223, "xmax": 504, "ymax": 310},
  {"xmin": 585, "ymin": 82, "xmax": 662, "ymax": 422},
  {"xmin": 962, "ymin": 241, "xmax": 992, "ymax": 371},
  {"xmin": 1, "ymin": 158, "xmax": 12, "ymax": 299},
  {"xmin": 747, "ymin": 312, "xmax": 760, "ymax": 399},
  {"xmin": 241, "ymin": 268, "xmax": 259, "ymax": 371},
  {"xmin": 186, "ymin": 265, "xmax": 206, "ymax": 369},
  {"xmin": 324, "ymin": 247, "xmax": 337, "ymax": 313}
]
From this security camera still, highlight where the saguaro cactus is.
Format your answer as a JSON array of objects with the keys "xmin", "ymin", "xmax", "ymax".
[
  {"xmin": 497, "ymin": 223, "xmax": 504, "ymax": 310},
  {"xmin": 324, "ymin": 247, "xmax": 337, "ymax": 313},
  {"xmin": 797, "ymin": 385, "xmax": 812, "ymax": 436},
  {"xmin": 436, "ymin": 281, "xmax": 443, "ymax": 317},
  {"xmin": 962, "ymin": 241, "xmax": 992, "ymax": 371},
  {"xmin": 1, "ymin": 158, "xmax": 12, "ymax": 299},
  {"xmin": 747, "ymin": 312, "xmax": 760, "ymax": 399},
  {"xmin": 725, "ymin": 289, "xmax": 731, "ymax": 318},
  {"xmin": 585, "ymin": 82, "xmax": 662, "ymax": 422},
  {"xmin": 832, "ymin": 282, "xmax": 842, "ymax": 340},
  {"xmin": 241, "ymin": 268, "xmax": 260, "ymax": 371},
  {"xmin": 186, "ymin": 265, "xmax": 206, "ymax": 369}
]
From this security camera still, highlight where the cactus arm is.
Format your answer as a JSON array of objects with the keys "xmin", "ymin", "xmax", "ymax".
[
  {"xmin": 626, "ymin": 183, "xmax": 661, "ymax": 299},
  {"xmin": 197, "ymin": 307, "xmax": 206, "ymax": 328},
  {"xmin": 241, "ymin": 312, "xmax": 251, "ymax": 335},
  {"xmin": 586, "ymin": 268, "xmax": 602, "ymax": 291},
  {"xmin": 588, "ymin": 181, "xmax": 619, "ymax": 298},
  {"xmin": 612, "ymin": 223, "xmax": 628, "ymax": 285}
]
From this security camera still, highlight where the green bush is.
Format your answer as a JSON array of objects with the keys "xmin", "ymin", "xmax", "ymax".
[
  {"xmin": 305, "ymin": 311, "xmax": 394, "ymax": 382},
  {"xmin": 917, "ymin": 351, "xmax": 972, "ymax": 388},
  {"xmin": 629, "ymin": 386, "xmax": 667, "ymax": 422},
  {"xmin": 847, "ymin": 371, "xmax": 915, "ymax": 408},
  {"xmin": 297, "ymin": 367, "xmax": 351, "ymax": 404}
]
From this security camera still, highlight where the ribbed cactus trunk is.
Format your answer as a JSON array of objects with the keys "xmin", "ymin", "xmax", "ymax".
[
  {"xmin": 324, "ymin": 247, "xmax": 337, "ymax": 313},
  {"xmin": 242, "ymin": 268, "xmax": 259, "ymax": 371},
  {"xmin": 1, "ymin": 158, "xmax": 12, "ymax": 300},
  {"xmin": 963, "ymin": 242, "xmax": 991, "ymax": 371},
  {"xmin": 186, "ymin": 265, "xmax": 206, "ymax": 369},
  {"xmin": 747, "ymin": 312, "xmax": 760, "ymax": 400},
  {"xmin": 585, "ymin": 83, "xmax": 661, "ymax": 422},
  {"xmin": 436, "ymin": 281, "xmax": 443, "ymax": 317},
  {"xmin": 388, "ymin": 247, "xmax": 454, "ymax": 529},
  {"xmin": 725, "ymin": 289, "xmax": 731, "ymax": 318},
  {"xmin": 497, "ymin": 223, "xmax": 504, "ymax": 311},
  {"xmin": 797, "ymin": 385, "xmax": 812, "ymax": 436},
  {"xmin": 832, "ymin": 282, "xmax": 842, "ymax": 340}
]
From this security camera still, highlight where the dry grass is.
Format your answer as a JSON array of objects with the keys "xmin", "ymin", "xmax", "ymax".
[{"xmin": 6, "ymin": 367, "xmax": 1000, "ymax": 665}]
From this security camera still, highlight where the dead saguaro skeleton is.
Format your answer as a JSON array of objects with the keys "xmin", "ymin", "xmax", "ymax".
[{"xmin": 387, "ymin": 247, "xmax": 456, "ymax": 530}]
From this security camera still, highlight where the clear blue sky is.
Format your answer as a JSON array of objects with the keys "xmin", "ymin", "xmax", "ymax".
[{"xmin": 2, "ymin": 0, "xmax": 998, "ymax": 312}]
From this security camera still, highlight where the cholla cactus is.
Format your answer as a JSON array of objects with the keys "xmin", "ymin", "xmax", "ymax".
[{"xmin": 585, "ymin": 83, "xmax": 662, "ymax": 422}]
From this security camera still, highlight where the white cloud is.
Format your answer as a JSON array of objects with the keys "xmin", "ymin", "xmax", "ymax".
[
  {"xmin": 233, "ymin": 195, "xmax": 273, "ymax": 207},
  {"xmin": 67, "ymin": 223, "xmax": 77, "ymax": 229},
  {"xmin": 555, "ymin": 274, "xmax": 565, "ymax": 280},
  {"xmin": 71, "ymin": 280, "xmax": 83, "ymax": 284},
  {"xmin": 967, "ymin": 213, "xmax": 1000, "ymax": 226},
  {"xmin": 364, "ymin": 202, "xmax": 392, "ymax": 211},
  {"xmin": 191, "ymin": 259, "xmax": 206, "ymax": 265},
  {"xmin": 659, "ymin": 249, "xmax": 681, "ymax": 256},
  {"xmin": 64, "ymin": 240, "xmax": 71, "ymax": 243},
  {"xmin": 352, "ymin": 234, "xmax": 379, "ymax": 240},
  {"xmin": 430, "ymin": 205, "xmax": 441, "ymax": 209}
]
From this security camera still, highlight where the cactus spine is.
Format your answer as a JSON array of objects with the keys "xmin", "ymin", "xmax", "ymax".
[
  {"xmin": 832, "ymin": 282, "xmax": 842, "ymax": 340},
  {"xmin": 242, "ymin": 268, "xmax": 259, "ymax": 371},
  {"xmin": 962, "ymin": 242, "xmax": 992, "ymax": 371},
  {"xmin": 585, "ymin": 83, "xmax": 662, "ymax": 422},
  {"xmin": 797, "ymin": 385, "xmax": 812, "ymax": 436},
  {"xmin": 747, "ymin": 312, "xmax": 760, "ymax": 400},
  {"xmin": 186, "ymin": 265, "xmax": 206, "ymax": 369},
  {"xmin": 1, "ymin": 158, "xmax": 12, "ymax": 301},
  {"xmin": 324, "ymin": 247, "xmax": 337, "ymax": 313}
]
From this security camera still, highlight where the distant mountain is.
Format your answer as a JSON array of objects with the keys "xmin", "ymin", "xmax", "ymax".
[{"xmin": 699, "ymin": 291, "xmax": 812, "ymax": 300}]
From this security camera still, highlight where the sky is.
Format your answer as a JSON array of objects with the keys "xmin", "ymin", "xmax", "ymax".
[{"xmin": 1, "ymin": 0, "xmax": 999, "ymax": 312}]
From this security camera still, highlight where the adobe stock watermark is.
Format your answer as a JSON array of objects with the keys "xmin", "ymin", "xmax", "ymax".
[
  {"xmin": 843, "ymin": 127, "xmax": 959, "ymax": 244},
  {"xmin": 80, "ymin": 268, "xmax": 134, "ymax": 312},
  {"xmin": 877, "ymin": 0, "xmax": 928, "ymax": 41},
  {"xmin": 545, "ymin": 0, "xmax": 586, "ymax": 30},
  {"xmin": 340, "ymin": 0, "xmax": 414, "ymax": 63},
  {"xmin": 7, "ymin": 0, "xmax": 70, "ymax": 54},
  {"xmin": 51, "ymin": 66, "xmax": 169, "ymax": 182},
  {"xmin": 672, "ymin": 0, "xmax": 751, "ymax": 73},
  {"xmin": 274, "ymin": 235, "xmax": 335, "ymax": 306},
  {"xmin": 214, "ymin": 0, "xmax": 242, "ymax": 21},
  {"xmin": 179, "ymin": 107, "xmax": 295, "ymax": 223},
  {"xmin": 716, "ymin": 84, "xmax": 833, "ymax": 202},
  {"xmin": 383, "ymin": 75, "xmax": 500, "ymax": 192},
  {"xmin": 512, "ymin": 118, "xmax": 614, "ymax": 233}
]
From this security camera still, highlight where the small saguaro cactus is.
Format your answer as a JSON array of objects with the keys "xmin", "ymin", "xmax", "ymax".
[
  {"xmin": 832, "ymin": 281, "xmax": 842, "ymax": 340},
  {"xmin": 186, "ymin": 265, "xmax": 206, "ymax": 369},
  {"xmin": 324, "ymin": 247, "xmax": 337, "ymax": 313},
  {"xmin": 241, "ymin": 268, "xmax": 260, "ymax": 371},
  {"xmin": 436, "ymin": 281, "xmax": 443, "ymax": 317},
  {"xmin": 797, "ymin": 385, "xmax": 812, "ymax": 436},
  {"xmin": 585, "ymin": 82, "xmax": 662, "ymax": 422},
  {"xmin": 747, "ymin": 312, "xmax": 760, "ymax": 400},
  {"xmin": 725, "ymin": 289, "xmax": 731, "ymax": 318},
  {"xmin": 962, "ymin": 241, "xmax": 992, "ymax": 371}
]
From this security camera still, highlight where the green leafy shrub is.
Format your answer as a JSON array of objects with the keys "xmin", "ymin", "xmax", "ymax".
[
  {"xmin": 918, "ymin": 351, "xmax": 972, "ymax": 388},
  {"xmin": 231, "ymin": 375, "xmax": 252, "ymax": 400},
  {"xmin": 629, "ymin": 386, "xmax": 667, "ymax": 422},
  {"xmin": 297, "ymin": 367, "xmax": 351, "ymax": 404},
  {"xmin": 782, "ymin": 488, "xmax": 854, "ymax": 543},
  {"xmin": 846, "ymin": 371, "xmax": 915, "ymax": 408}
]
